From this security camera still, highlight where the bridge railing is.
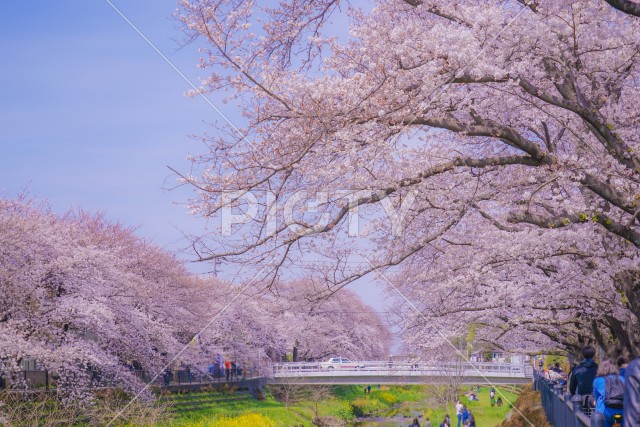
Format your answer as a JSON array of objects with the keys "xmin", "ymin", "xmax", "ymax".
[
  {"xmin": 534, "ymin": 370, "xmax": 590, "ymax": 427},
  {"xmin": 271, "ymin": 361, "xmax": 533, "ymax": 378}
]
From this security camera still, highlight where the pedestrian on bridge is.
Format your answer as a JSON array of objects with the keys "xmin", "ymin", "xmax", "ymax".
[
  {"xmin": 215, "ymin": 353, "xmax": 223, "ymax": 378},
  {"xmin": 224, "ymin": 360, "xmax": 232, "ymax": 381}
]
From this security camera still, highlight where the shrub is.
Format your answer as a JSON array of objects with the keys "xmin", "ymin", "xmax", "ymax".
[
  {"xmin": 377, "ymin": 391, "xmax": 398, "ymax": 405},
  {"xmin": 351, "ymin": 397, "xmax": 382, "ymax": 417},
  {"xmin": 328, "ymin": 400, "xmax": 354, "ymax": 420},
  {"xmin": 0, "ymin": 389, "xmax": 169, "ymax": 427},
  {"xmin": 182, "ymin": 413, "xmax": 275, "ymax": 427}
]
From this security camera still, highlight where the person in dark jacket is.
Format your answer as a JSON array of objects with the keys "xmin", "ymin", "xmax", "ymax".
[
  {"xmin": 570, "ymin": 346, "xmax": 598, "ymax": 389},
  {"xmin": 624, "ymin": 357, "xmax": 640, "ymax": 426},
  {"xmin": 569, "ymin": 345, "xmax": 598, "ymax": 411}
]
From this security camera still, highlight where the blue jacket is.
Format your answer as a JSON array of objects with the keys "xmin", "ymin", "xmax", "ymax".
[{"xmin": 593, "ymin": 375, "xmax": 624, "ymax": 426}]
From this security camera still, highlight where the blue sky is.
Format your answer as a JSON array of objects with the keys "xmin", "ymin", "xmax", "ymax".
[
  {"xmin": 1, "ymin": 1, "xmax": 218, "ymax": 259},
  {"xmin": 0, "ymin": 0, "xmax": 391, "ymax": 315}
]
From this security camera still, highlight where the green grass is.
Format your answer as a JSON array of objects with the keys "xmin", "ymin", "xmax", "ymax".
[
  {"xmin": 164, "ymin": 388, "xmax": 356, "ymax": 426},
  {"xmin": 159, "ymin": 384, "xmax": 520, "ymax": 427},
  {"xmin": 335, "ymin": 384, "xmax": 519, "ymax": 427},
  {"xmin": 165, "ymin": 391, "xmax": 310, "ymax": 426},
  {"xmin": 435, "ymin": 386, "xmax": 520, "ymax": 427}
]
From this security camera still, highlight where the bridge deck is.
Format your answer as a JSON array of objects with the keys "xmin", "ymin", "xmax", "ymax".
[{"xmin": 268, "ymin": 361, "xmax": 533, "ymax": 385}]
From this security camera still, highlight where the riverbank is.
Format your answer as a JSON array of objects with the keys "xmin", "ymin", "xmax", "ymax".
[
  {"xmin": 165, "ymin": 384, "xmax": 520, "ymax": 427},
  {"xmin": 497, "ymin": 384, "xmax": 551, "ymax": 427},
  {"xmin": 0, "ymin": 384, "xmax": 522, "ymax": 426}
]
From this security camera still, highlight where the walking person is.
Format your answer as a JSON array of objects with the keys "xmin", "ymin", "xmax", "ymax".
[
  {"xmin": 215, "ymin": 353, "xmax": 223, "ymax": 378},
  {"xmin": 464, "ymin": 411, "xmax": 476, "ymax": 427},
  {"xmin": 461, "ymin": 406, "xmax": 470, "ymax": 426},
  {"xmin": 593, "ymin": 359, "xmax": 624, "ymax": 427},
  {"xmin": 163, "ymin": 367, "xmax": 172, "ymax": 386},
  {"xmin": 569, "ymin": 345, "xmax": 599, "ymax": 412},
  {"xmin": 455, "ymin": 400, "xmax": 464, "ymax": 427},
  {"xmin": 224, "ymin": 360, "xmax": 232, "ymax": 381}
]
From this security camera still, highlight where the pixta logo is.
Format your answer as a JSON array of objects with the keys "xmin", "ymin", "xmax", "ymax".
[{"xmin": 219, "ymin": 190, "xmax": 416, "ymax": 237}]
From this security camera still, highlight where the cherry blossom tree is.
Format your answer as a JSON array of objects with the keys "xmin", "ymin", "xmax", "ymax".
[
  {"xmin": 0, "ymin": 198, "xmax": 197, "ymax": 398},
  {"xmin": 177, "ymin": 0, "xmax": 640, "ymax": 354},
  {"xmin": 186, "ymin": 277, "xmax": 392, "ymax": 367},
  {"xmin": 268, "ymin": 279, "xmax": 391, "ymax": 361},
  {"xmin": 393, "ymin": 220, "xmax": 639, "ymax": 358},
  {"xmin": 0, "ymin": 197, "xmax": 389, "ymax": 400},
  {"xmin": 179, "ymin": 276, "xmax": 288, "ymax": 372}
]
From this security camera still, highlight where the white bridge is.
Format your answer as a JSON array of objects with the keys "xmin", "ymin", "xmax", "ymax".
[{"xmin": 268, "ymin": 361, "xmax": 534, "ymax": 385}]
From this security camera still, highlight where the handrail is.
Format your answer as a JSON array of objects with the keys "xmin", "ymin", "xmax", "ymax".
[
  {"xmin": 5, "ymin": 366, "xmax": 262, "ymax": 391},
  {"xmin": 534, "ymin": 371, "xmax": 591, "ymax": 427},
  {"xmin": 271, "ymin": 361, "xmax": 533, "ymax": 378}
]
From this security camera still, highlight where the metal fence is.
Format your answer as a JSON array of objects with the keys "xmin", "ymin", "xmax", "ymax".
[
  {"xmin": 2, "ymin": 365, "xmax": 261, "ymax": 392},
  {"xmin": 161, "ymin": 366, "xmax": 259, "ymax": 386},
  {"xmin": 534, "ymin": 371, "xmax": 591, "ymax": 427},
  {"xmin": 272, "ymin": 360, "xmax": 533, "ymax": 378}
]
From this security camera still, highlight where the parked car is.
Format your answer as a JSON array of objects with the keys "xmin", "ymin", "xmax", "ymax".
[{"xmin": 319, "ymin": 357, "xmax": 364, "ymax": 370}]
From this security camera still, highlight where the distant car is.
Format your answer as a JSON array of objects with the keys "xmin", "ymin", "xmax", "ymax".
[{"xmin": 319, "ymin": 357, "xmax": 364, "ymax": 370}]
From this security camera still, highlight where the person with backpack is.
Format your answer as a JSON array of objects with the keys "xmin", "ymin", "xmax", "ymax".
[
  {"xmin": 593, "ymin": 359, "xmax": 625, "ymax": 427},
  {"xmin": 569, "ymin": 345, "xmax": 599, "ymax": 411}
]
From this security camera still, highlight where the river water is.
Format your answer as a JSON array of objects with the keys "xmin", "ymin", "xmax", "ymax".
[
  {"xmin": 348, "ymin": 407, "xmax": 430, "ymax": 426},
  {"xmin": 349, "ymin": 417, "xmax": 427, "ymax": 426}
]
